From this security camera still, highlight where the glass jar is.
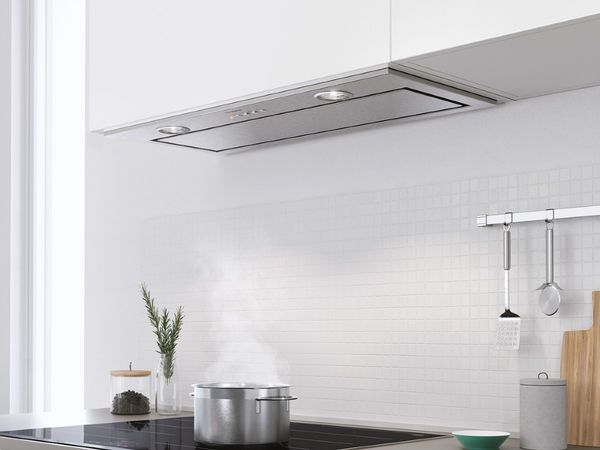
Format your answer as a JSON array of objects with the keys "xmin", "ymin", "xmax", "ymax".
[
  {"xmin": 110, "ymin": 368, "xmax": 152, "ymax": 415},
  {"xmin": 156, "ymin": 353, "xmax": 181, "ymax": 415}
]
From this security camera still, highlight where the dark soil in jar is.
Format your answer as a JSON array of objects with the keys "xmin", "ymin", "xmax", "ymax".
[{"xmin": 111, "ymin": 390, "xmax": 150, "ymax": 415}]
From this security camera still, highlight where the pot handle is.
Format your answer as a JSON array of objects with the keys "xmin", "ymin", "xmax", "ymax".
[
  {"xmin": 256, "ymin": 395, "xmax": 298, "ymax": 402},
  {"xmin": 255, "ymin": 396, "xmax": 298, "ymax": 413},
  {"xmin": 188, "ymin": 392, "xmax": 195, "ymax": 397}
]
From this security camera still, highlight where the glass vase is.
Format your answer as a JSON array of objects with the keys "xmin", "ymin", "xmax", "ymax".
[{"xmin": 156, "ymin": 353, "xmax": 181, "ymax": 415}]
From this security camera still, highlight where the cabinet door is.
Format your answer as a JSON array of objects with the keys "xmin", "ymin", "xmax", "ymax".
[
  {"xmin": 89, "ymin": 0, "xmax": 390, "ymax": 130},
  {"xmin": 391, "ymin": 1, "xmax": 600, "ymax": 60}
]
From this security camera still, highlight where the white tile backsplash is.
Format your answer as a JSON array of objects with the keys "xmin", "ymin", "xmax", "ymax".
[{"xmin": 139, "ymin": 163, "xmax": 600, "ymax": 432}]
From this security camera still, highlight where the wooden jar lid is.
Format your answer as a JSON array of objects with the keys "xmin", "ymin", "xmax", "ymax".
[{"xmin": 110, "ymin": 370, "xmax": 151, "ymax": 377}]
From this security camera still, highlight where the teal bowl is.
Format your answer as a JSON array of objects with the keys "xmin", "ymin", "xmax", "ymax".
[{"xmin": 452, "ymin": 430, "xmax": 510, "ymax": 450}]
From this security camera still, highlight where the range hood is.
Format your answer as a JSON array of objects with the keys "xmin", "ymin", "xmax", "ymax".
[{"xmin": 102, "ymin": 65, "xmax": 497, "ymax": 153}]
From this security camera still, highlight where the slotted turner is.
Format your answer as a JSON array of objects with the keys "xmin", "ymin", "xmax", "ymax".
[{"xmin": 497, "ymin": 224, "xmax": 520, "ymax": 350}]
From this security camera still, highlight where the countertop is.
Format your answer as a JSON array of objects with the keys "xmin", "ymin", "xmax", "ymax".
[{"xmin": 0, "ymin": 409, "xmax": 589, "ymax": 450}]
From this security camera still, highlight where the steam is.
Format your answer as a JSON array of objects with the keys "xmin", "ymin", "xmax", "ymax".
[
  {"xmin": 203, "ymin": 313, "xmax": 288, "ymax": 385},
  {"xmin": 195, "ymin": 238, "xmax": 290, "ymax": 385}
]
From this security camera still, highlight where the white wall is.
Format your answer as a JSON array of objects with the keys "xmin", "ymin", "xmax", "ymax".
[
  {"xmin": 86, "ymin": 85, "xmax": 600, "ymax": 430},
  {"xmin": 140, "ymin": 164, "xmax": 598, "ymax": 431},
  {"xmin": 0, "ymin": 0, "xmax": 13, "ymax": 415}
]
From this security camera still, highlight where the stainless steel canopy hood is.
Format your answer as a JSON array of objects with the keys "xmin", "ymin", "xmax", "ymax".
[{"xmin": 101, "ymin": 65, "xmax": 497, "ymax": 153}]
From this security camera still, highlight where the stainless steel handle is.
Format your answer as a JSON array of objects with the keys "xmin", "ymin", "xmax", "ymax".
[
  {"xmin": 189, "ymin": 392, "xmax": 195, "ymax": 397},
  {"xmin": 503, "ymin": 225, "xmax": 511, "ymax": 271},
  {"xmin": 546, "ymin": 224, "xmax": 554, "ymax": 283},
  {"xmin": 255, "ymin": 396, "xmax": 298, "ymax": 413},
  {"xmin": 503, "ymin": 225, "xmax": 511, "ymax": 311}
]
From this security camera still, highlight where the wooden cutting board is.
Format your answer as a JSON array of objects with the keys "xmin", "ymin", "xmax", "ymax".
[{"xmin": 560, "ymin": 291, "xmax": 600, "ymax": 447}]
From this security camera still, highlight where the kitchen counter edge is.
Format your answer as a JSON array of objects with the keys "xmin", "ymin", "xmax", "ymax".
[{"xmin": 0, "ymin": 409, "xmax": 589, "ymax": 450}]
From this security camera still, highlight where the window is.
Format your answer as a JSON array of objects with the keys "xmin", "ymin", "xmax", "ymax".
[{"xmin": 1, "ymin": 0, "xmax": 85, "ymax": 413}]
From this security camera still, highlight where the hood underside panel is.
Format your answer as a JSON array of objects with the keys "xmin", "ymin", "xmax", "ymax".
[{"xmin": 156, "ymin": 88, "xmax": 463, "ymax": 152}]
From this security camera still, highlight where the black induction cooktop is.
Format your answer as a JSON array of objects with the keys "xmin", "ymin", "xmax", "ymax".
[{"xmin": 0, "ymin": 416, "xmax": 444, "ymax": 450}]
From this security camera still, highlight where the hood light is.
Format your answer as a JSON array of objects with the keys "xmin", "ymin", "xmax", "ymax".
[
  {"xmin": 314, "ymin": 90, "xmax": 353, "ymax": 102},
  {"xmin": 157, "ymin": 125, "xmax": 191, "ymax": 135}
]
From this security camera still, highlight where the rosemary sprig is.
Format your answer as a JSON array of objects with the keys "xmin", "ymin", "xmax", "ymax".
[{"xmin": 141, "ymin": 283, "xmax": 184, "ymax": 381}]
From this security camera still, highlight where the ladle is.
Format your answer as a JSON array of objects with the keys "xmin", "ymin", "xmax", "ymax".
[{"xmin": 537, "ymin": 220, "xmax": 561, "ymax": 316}]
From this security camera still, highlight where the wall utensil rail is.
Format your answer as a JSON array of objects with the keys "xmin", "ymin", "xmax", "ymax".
[{"xmin": 477, "ymin": 205, "xmax": 600, "ymax": 227}]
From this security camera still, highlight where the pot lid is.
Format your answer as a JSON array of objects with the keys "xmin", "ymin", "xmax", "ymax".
[
  {"xmin": 192, "ymin": 382, "xmax": 290, "ymax": 389},
  {"xmin": 110, "ymin": 370, "xmax": 151, "ymax": 377},
  {"xmin": 521, "ymin": 371, "xmax": 566, "ymax": 386}
]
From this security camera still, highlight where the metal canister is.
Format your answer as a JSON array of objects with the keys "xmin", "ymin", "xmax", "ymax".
[{"xmin": 520, "ymin": 372, "xmax": 567, "ymax": 450}]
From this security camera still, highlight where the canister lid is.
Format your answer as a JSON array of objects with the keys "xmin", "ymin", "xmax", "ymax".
[
  {"xmin": 520, "ymin": 371, "xmax": 566, "ymax": 386},
  {"xmin": 110, "ymin": 370, "xmax": 151, "ymax": 377}
]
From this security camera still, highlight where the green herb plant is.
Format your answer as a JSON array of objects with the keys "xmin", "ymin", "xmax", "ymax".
[{"xmin": 141, "ymin": 283, "xmax": 184, "ymax": 382}]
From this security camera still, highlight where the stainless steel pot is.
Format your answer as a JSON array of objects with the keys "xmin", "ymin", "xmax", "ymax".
[{"xmin": 190, "ymin": 383, "xmax": 297, "ymax": 445}]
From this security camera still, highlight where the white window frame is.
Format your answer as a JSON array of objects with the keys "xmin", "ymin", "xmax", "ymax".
[
  {"xmin": 4, "ymin": 0, "xmax": 33, "ymax": 415},
  {"xmin": 3, "ymin": 0, "xmax": 86, "ymax": 414}
]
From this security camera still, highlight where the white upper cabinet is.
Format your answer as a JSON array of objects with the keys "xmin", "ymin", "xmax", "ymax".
[
  {"xmin": 88, "ymin": 0, "xmax": 390, "ymax": 130},
  {"xmin": 391, "ymin": 1, "xmax": 600, "ymax": 60},
  {"xmin": 396, "ymin": 15, "xmax": 600, "ymax": 100}
]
